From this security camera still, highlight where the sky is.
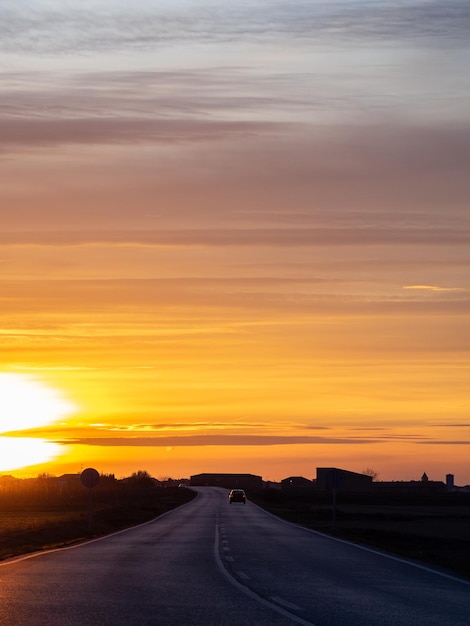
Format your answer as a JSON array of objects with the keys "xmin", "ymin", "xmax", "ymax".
[{"xmin": 1, "ymin": 0, "xmax": 469, "ymax": 484}]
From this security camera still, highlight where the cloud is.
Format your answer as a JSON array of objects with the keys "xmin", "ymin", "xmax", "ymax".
[
  {"xmin": 57, "ymin": 434, "xmax": 381, "ymax": 447},
  {"xmin": 416, "ymin": 440, "xmax": 470, "ymax": 445},
  {"xmin": 93, "ymin": 420, "xmax": 326, "ymax": 433},
  {"xmin": 0, "ymin": 118, "xmax": 284, "ymax": 151},
  {"xmin": 2, "ymin": 227, "xmax": 470, "ymax": 248},
  {"xmin": 431, "ymin": 423, "xmax": 470, "ymax": 428},
  {"xmin": 0, "ymin": 68, "xmax": 312, "ymax": 124},
  {"xmin": 403, "ymin": 285, "xmax": 465, "ymax": 292},
  {"xmin": 56, "ymin": 430, "xmax": 468, "ymax": 447},
  {"xmin": 1, "ymin": 0, "xmax": 468, "ymax": 56},
  {"xmin": 1, "ymin": 276, "xmax": 469, "ymax": 325}
]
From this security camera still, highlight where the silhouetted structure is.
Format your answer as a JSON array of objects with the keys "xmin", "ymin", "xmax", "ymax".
[
  {"xmin": 281, "ymin": 476, "xmax": 314, "ymax": 494},
  {"xmin": 190, "ymin": 473, "xmax": 263, "ymax": 491},
  {"xmin": 373, "ymin": 479, "xmax": 446, "ymax": 495},
  {"xmin": 316, "ymin": 467, "xmax": 373, "ymax": 492}
]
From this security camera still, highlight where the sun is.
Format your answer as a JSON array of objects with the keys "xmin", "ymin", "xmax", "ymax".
[
  {"xmin": 0, "ymin": 373, "xmax": 76, "ymax": 433},
  {"xmin": 0, "ymin": 373, "xmax": 77, "ymax": 473}
]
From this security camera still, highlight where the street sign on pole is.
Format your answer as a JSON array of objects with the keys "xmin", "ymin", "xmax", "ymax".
[
  {"xmin": 80, "ymin": 468, "xmax": 100, "ymax": 532},
  {"xmin": 325, "ymin": 469, "xmax": 345, "ymax": 527},
  {"xmin": 80, "ymin": 467, "xmax": 100, "ymax": 489}
]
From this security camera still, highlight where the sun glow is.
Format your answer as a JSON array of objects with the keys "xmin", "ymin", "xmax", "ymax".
[
  {"xmin": 0, "ymin": 437, "xmax": 63, "ymax": 473},
  {"xmin": 0, "ymin": 374, "xmax": 77, "ymax": 472}
]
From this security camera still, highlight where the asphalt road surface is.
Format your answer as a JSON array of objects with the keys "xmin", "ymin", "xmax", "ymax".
[{"xmin": 0, "ymin": 487, "xmax": 468, "ymax": 625}]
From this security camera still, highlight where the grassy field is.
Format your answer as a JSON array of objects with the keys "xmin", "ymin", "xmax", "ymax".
[
  {"xmin": 0, "ymin": 486, "xmax": 196, "ymax": 562},
  {"xmin": 249, "ymin": 490, "xmax": 470, "ymax": 580}
]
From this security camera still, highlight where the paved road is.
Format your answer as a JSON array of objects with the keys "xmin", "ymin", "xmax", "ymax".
[
  {"xmin": 0, "ymin": 487, "xmax": 468, "ymax": 625},
  {"xmin": 218, "ymin": 491, "xmax": 470, "ymax": 625}
]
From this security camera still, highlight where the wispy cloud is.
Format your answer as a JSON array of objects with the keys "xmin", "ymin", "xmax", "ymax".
[
  {"xmin": 1, "ymin": 0, "xmax": 468, "ymax": 55},
  {"xmin": 2, "ymin": 227, "xmax": 470, "ymax": 248},
  {"xmin": 403, "ymin": 285, "xmax": 466, "ymax": 292},
  {"xmin": 54, "ymin": 430, "xmax": 466, "ymax": 447},
  {"xmin": 0, "ymin": 68, "xmax": 313, "ymax": 124},
  {"xmin": 0, "ymin": 118, "xmax": 284, "ymax": 152},
  {"xmin": 56, "ymin": 435, "xmax": 381, "ymax": 447},
  {"xmin": 430, "ymin": 423, "xmax": 470, "ymax": 428},
  {"xmin": 92, "ymin": 420, "xmax": 325, "ymax": 433},
  {"xmin": 415, "ymin": 440, "xmax": 470, "ymax": 445}
]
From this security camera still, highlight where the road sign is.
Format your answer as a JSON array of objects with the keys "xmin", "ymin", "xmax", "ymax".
[
  {"xmin": 80, "ymin": 468, "xmax": 100, "ymax": 533},
  {"xmin": 80, "ymin": 467, "xmax": 100, "ymax": 489},
  {"xmin": 326, "ymin": 469, "xmax": 346, "ymax": 490},
  {"xmin": 325, "ymin": 469, "xmax": 345, "ymax": 528}
]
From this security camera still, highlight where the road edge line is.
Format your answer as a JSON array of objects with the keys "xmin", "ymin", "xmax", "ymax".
[
  {"xmin": 251, "ymin": 501, "xmax": 470, "ymax": 587},
  {"xmin": 213, "ymin": 522, "xmax": 317, "ymax": 626},
  {"xmin": 0, "ymin": 490, "xmax": 200, "ymax": 567}
]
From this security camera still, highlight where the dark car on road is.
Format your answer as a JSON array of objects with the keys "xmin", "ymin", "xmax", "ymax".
[{"xmin": 228, "ymin": 489, "xmax": 246, "ymax": 504}]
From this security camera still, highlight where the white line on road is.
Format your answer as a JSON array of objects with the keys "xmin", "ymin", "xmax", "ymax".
[
  {"xmin": 271, "ymin": 596, "xmax": 304, "ymax": 612},
  {"xmin": 214, "ymin": 525, "xmax": 317, "ymax": 626},
  {"xmin": 252, "ymin": 502, "xmax": 470, "ymax": 587},
  {"xmin": 0, "ymin": 492, "xmax": 200, "ymax": 567}
]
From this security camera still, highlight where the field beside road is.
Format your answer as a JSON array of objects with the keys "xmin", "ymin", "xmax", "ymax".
[
  {"xmin": 0, "ymin": 484, "xmax": 196, "ymax": 562},
  {"xmin": 250, "ymin": 490, "xmax": 470, "ymax": 580}
]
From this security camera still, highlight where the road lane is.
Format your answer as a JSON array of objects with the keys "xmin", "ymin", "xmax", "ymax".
[{"xmin": 218, "ymin": 494, "xmax": 470, "ymax": 625}]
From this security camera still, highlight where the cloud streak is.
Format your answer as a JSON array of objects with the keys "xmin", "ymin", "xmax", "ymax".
[
  {"xmin": 0, "ymin": 118, "xmax": 284, "ymax": 151},
  {"xmin": 403, "ymin": 285, "xmax": 465, "ymax": 292},
  {"xmin": 58, "ymin": 435, "xmax": 381, "ymax": 447},
  {"xmin": 2, "ymin": 227, "xmax": 470, "ymax": 248},
  {"xmin": 55, "ymin": 431, "xmax": 467, "ymax": 447},
  {"xmin": 2, "ymin": 0, "xmax": 469, "ymax": 56}
]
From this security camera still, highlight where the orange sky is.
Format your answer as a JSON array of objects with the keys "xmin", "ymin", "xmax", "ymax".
[{"xmin": 1, "ymin": 1, "xmax": 470, "ymax": 484}]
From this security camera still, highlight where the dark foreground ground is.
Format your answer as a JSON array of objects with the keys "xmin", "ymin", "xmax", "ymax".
[
  {"xmin": 249, "ymin": 489, "xmax": 470, "ymax": 580},
  {"xmin": 0, "ymin": 486, "xmax": 196, "ymax": 562},
  {"xmin": 2, "ymin": 485, "xmax": 469, "ymax": 582}
]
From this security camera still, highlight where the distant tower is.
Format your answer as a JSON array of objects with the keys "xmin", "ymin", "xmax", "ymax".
[
  {"xmin": 421, "ymin": 472, "xmax": 429, "ymax": 482},
  {"xmin": 446, "ymin": 474, "xmax": 455, "ymax": 492}
]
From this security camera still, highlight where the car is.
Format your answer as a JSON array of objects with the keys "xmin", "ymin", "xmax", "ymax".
[{"xmin": 228, "ymin": 489, "xmax": 246, "ymax": 504}]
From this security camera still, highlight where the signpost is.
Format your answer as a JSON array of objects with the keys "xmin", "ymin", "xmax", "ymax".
[
  {"xmin": 80, "ymin": 468, "xmax": 100, "ymax": 533},
  {"xmin": 325, "ymin": 469, "xmax": 345, "ymax": 527}
]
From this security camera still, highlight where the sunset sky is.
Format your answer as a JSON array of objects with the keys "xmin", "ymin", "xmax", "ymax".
[{"xmin": 1, "ymin": 0, "xmax": 469, "ymax": 484}]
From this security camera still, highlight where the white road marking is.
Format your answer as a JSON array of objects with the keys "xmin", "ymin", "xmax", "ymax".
[
  {"xmin": 271, "ymin": 596, "xmax": 304, "ymax": 612},
  {"xmin": 214, "ymin": 525, "xmax": 317, "ymax": 626},
  {"xmin": 0, "ymin": 493, "xmax": 201, "ymax": 567},
  {"xmin": 252, "ymin": 502, "xmax": 470, "ymax": 587}
]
